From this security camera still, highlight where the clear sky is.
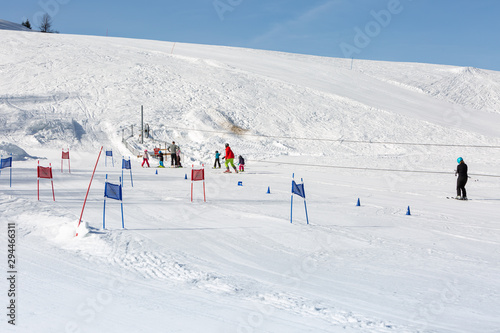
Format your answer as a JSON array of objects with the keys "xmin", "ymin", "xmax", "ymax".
[{"xmin": 3, "ymin": 0, "xmax": 500, "ymax": 71}]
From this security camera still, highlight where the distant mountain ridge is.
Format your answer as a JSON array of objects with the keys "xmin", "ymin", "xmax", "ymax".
[{"xmin": 0, "ymin": 19, "xmax": 33, "ymax": 31}]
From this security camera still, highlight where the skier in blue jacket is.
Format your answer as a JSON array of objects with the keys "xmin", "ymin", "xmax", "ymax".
[{"xmin": 213, "ymin": 151, "xmax": 221, "ymax": 168}]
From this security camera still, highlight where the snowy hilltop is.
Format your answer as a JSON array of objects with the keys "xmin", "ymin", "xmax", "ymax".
[
  {"xmin": 0, "ymin": 29, "xmax": 499, "ymax": 333},
  {"xmin": 0, "ymin": 19, "xmax": 33, "ymax": 32}
]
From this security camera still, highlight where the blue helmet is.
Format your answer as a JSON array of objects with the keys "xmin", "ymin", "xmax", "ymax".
[{"xmin": 457, "ymin": 157, "xmax": 463, "ymax": 164}]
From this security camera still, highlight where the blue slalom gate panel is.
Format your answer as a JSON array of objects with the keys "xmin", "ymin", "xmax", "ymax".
[
  {"xmin": 104, "ymin": 182, "xmax": 122, "ymax": 201},
  {"xmin": 122, "ymin": 159, "xmax": 131, "ymax": 170},
  {"xmin": 0, "ymin": 157, "xmax": 12, "ymax": 169},
  {"xmin": 291, "ymin": 180, "xmax": 305, "ymax": 198}
]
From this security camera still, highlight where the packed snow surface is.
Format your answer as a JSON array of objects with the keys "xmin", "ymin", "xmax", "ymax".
[{"xmin": 1, "ymin": 30, "xmax": 500, "ymax": 333}]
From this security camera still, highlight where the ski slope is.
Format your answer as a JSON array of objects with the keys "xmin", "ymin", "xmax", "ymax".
[{"xmin": 1, "ymin": 27, "xmax": 500, "ymax": 333}]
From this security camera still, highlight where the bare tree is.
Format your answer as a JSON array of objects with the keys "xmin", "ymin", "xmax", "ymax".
[{"xmin": 39, "ymin": 13, "xmax": 53, "ymax": 33}]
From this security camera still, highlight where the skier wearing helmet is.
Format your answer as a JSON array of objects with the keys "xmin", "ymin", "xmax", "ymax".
[
  {"xmin": 222, "ymin": 143, "xmax": 238, "ymax": 173},
  {"xmin": 455, "ymin": 157, "xmax": 468, "ymax": 200},
  {"xmin": 142, "ymin": 149, "xmax": 150, "ymax": 167}
]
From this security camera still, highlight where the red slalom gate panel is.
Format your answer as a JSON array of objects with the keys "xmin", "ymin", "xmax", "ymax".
[
  {"xmin": 191, "ymin": 165, "xmax": 206, "ymax": 202},
  {"xmin": 37, "ymin": 161, "xmax": 55, "ymax": 201},
  {"xmin": 61, "ymin": 149, "xmax": 71, "ymax": 173}
]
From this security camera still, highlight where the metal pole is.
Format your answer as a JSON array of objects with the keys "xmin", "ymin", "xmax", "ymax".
[{"xmin": 141, "ymin": 105, "xmax": 144, "ymax": 144}]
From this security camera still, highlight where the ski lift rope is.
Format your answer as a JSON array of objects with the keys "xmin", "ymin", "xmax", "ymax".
[
  {"xmin": 166, "ymin": 126, "xmax": 500, "ymax": 149},
  {"xmin": 249, "ymin": 160, "xmax": 500, "ymax": 178}
]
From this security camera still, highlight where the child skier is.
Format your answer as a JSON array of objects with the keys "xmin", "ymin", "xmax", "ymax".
[
  {"xmin": 213, "ymin": 151, "xmax": 221, "ymax": 168},
  {"xmin": 238, "ymin": 155, "xmax": 245, "ymax": 172},
  {"xmin": 142, "ymin": 149, "xmax": 150, "ymax": 167},
  {"xmin": 158, "ymin": 150, "xmax": 164, "ymax": 168},
  {"xmin": 176, "ymin": 146, "xmax": 182, "ymax": 168},
  {"xmin": 223, "ymin": 143, "xmax": 238, "ymax": 173}
]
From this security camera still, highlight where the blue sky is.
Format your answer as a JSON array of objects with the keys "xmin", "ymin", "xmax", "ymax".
[{"xmin": 3, "ymin": 0, "xmax": 500, "ymax": 71}]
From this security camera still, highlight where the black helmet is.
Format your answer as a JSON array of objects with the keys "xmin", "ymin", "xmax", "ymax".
[{"xmin": 225, "ymin": 143, "xmax": 229, "ymax": 147}]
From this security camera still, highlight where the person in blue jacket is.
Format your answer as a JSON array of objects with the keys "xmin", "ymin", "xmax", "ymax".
[{"xmin": 213, "ymin": 151, "xmax": 221, "ymax": 168}]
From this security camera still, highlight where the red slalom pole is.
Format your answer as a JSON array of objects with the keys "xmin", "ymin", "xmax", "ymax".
[
  {"xmin": 37, "ymin": 160, "xmax": 40, "ymax": 201},
  {"xmin": 50, "ymin": 163, "xmax": 55, "ymax": 201},
  {"xmin": 76, "ymin": 146, "xmax": 103, "ymax": 236}
]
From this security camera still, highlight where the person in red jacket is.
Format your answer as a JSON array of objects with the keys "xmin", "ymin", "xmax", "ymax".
[{"xmin": 223, "ymin": 143, "xmax": 238, "ymax": 173}]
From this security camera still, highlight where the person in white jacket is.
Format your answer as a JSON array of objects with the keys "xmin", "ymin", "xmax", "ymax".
[{"xmin": 142, "ymin": 149, "xmax": 150, "ymax": 167}]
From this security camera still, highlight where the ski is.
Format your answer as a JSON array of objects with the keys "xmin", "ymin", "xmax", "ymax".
[{"xmin": 446, "ymin": 197, "xmax": 469, "ymax": 200}]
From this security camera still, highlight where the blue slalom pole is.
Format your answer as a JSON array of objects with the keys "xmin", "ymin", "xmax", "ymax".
[
  {"xmin": 129, "ymin": 157, "xmax": 133, "ymax": 187},
  {"xmin": 121, "ymin": 202, "xmax": 124, "ymax": 228},
  {"xmin": 290, "ymin": 173, "xmax": 294, "ymax": 224},
  {"xmin": 103, "ymin": 198, "xmax": 106, "ymax": 229},
  {"xmin": 9, "ymin": 154, "xmax": 12, "ymax": 187},
  {"xmin": 302, "ymin": 178, "xmax": 309, "ymax": 225},
  {"xmin": 120, "ymin": 176, "xmax": 124, "ymax": 228},
  {"xmin": 103, "ymin": 174, "xmax": 108, "ymax": 229}
]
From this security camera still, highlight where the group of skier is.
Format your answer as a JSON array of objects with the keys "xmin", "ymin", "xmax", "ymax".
[
  {"xmin": 141, "ymin": 141, "xmax": 245, "ymax": 174},
  {"xmin": 141, "ymin": 141, "xmax": 182, "ymax": 168},
  {"xmin": 213, "ymin": 143, "xmax": 244, "ymax": 173}
]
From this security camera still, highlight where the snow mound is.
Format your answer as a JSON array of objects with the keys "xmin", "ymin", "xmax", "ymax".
[{"xmin": 0, "ymin": 142, "xmax": 38, "ymax": 160}]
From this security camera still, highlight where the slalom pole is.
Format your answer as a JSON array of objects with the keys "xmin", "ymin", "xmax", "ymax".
[
  {"xmin": 76, "ymin": 146, "xmax": 103, "ymax": 236},
  {"xmin": 129, "ymin": 158, "xmax": 133, "ymax": 187},
  {"xmin": 302, "ymin": 178, "xmax": 309, "ymax": 225},
  {"xmin": 50, "ymin": 163, "xmax": 55, "ymax": 201},
  {"xmin": 120, "ymin": 176, "xmax": 124, "ymax": 229},
  {"xmin": 202, "ymin": 164, "xmax": 206, "ymax": 202},
  {"xmin": 103, "ymin": 174, "xmax": 107, "ymax": 229},
  {"xmin": 121, "ymin": 158, "xmax": 124, "ymax": 188},
  {"xmin": 290, "ymin": 173, "xmax": 294, "ymax": 224},
  {"xmin": 37, "ymin": 160, "xmax": 40, "ymax": 201},
  {"xmin": 9, "ymin": 153, "xmax": 12, "ymax": 187}
]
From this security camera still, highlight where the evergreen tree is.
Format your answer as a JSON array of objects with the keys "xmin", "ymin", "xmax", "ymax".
[{"xmin": 22, "ymin": 19, "xmax": 32, "ymax": 29}]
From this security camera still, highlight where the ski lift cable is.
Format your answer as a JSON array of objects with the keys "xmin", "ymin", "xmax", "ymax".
[
  {"xmin": 249, "ymin": 160, "xmax": 500, "ymax": 178},
  {"xmin": 167, "ymin": 126, "xmax": 500, "ymax": 149}
]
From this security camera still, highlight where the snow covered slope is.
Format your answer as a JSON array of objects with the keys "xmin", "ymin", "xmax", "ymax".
[{"xmin": 1, "ymin": 30, "xmax": 499, "ymax": 333}]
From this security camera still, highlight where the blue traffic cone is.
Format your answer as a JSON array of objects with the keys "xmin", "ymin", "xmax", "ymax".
[
  {"xmin": 406, "ymin": 206, "xmax": 411, "ymax": 215},
  {"xmin": 356, "ymin": 198, "xmax": 360, "ymax": 206},
  {"xmin": 155, "ymin": 169, "xmax": 158, "ymax": 175},
  {"xmin": 266, "ymin": 186, "xmax": 270, "ymax": 194}
]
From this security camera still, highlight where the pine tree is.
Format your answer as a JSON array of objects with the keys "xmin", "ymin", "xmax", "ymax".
[{"xmin": 22, "ymin": 19, "xmax": 32, "ymax": 30}]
